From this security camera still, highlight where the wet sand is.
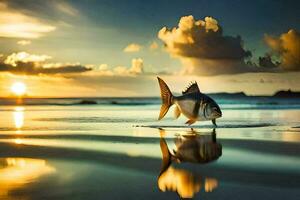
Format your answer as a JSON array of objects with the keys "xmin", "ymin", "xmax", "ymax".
[{"xmin": 0, "ymin": 105, "xmax": 299, "ymax": 199}]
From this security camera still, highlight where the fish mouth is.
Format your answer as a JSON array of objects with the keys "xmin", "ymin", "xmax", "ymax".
[{"xmin": 212, "ymin": 111, "xmax": 222, "ymax": 118}]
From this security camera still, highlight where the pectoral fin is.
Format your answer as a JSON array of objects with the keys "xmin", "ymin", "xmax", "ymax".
[
  {"xmin": 174, "ymin": 106, "xmax": 181, "ymax": 119},
  {"xmin": 185, "ymin": 119, "xmax": 196, "ymax": 125},
  {"xmin": 212, "ymin": 119, "xmax": 217, "ymax": 126}
]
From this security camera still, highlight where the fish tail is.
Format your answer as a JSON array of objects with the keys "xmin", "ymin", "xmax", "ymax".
[{"xmin": 157, "ymin": 77, "xmax": 174, "ymax": 120}]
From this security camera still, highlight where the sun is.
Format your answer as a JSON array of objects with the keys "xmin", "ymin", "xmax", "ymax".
[{"xmin": 11, "ymin": 82, "xmax": 27, "ymax": 96}]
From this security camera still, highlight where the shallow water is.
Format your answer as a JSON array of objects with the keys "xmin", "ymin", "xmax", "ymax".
[{"xmin": 0, "ymin": 103, "xmax": 299, "ymax": 199}]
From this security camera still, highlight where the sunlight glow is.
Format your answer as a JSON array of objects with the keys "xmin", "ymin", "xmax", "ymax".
[{"xmin": 11, "ymin": 82, "xmax": 26, "ymax": 96}]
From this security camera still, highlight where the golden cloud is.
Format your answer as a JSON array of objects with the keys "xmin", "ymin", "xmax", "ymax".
[
  {"xmin": 0, "ymin": 52, "xmax": 91, "ymax": 75},
  {"xmin": 264, "ymin": 29, "xmax": 300, "ymax": 71},
  {"xmin": 17, "ymin": 40, "xmax": 31, "ymax": 46},
  {"xmin": 129, "ymin": 58, "xmax": 144, "ymax": 74},
  {"xmin": 123, "ymin": 43, "xmax": 142, "ymax": 52},
  {"xmin": 0, "ymin": 2, "xmax": 56, "ymax": 38},
  {"xmin": 158, "ymin": 15, "xmax": 253, "ymax": 76},
  {"xmin": 4, "ymin": 52, "xmax": 51, "ymax": 66},
  {"xmin": 95, "ymin": 58, "xmax": 144, "ymax": 76}
]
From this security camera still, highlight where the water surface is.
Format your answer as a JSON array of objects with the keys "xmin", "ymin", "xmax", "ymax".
[{"xmin": 0, "ymin": 99, "xmax": 299, "ymax": 199}]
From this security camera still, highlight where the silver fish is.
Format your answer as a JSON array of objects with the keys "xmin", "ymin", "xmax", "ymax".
[{"xmin": 157, "ymin": 77, "xmax": 222, "ymax": 126}]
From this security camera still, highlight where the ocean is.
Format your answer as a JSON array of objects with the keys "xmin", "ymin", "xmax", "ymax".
[{"xmin": 0, "ymin": 96, "xmax": 299, "ymax": 199}]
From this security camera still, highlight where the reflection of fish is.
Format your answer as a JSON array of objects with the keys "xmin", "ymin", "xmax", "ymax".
[
  {"xmin": 158, "ymin": 165, "xmax": 202, "ymax": 198},
  {"xmin": 157, "ymin": 77, "xmax": 222, "ymax": 126},
  {"xmin": 158, "ymin": 129, "xmax": 221, "ymax": 198},
  {"xmin": 173, "ymin": 129, "xmax": 222, "ymax": 163},
  {"xmin": 160, "ymin": 129, "xmax": 222, "ymax": 165}
]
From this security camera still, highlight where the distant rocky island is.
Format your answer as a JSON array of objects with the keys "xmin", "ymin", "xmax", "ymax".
[
  {"xmin": 208, "ymin": 92, "xmax": 247, "ymax": 98},
  {"xmin": 78, "ymin": 100, "xmax": 98, "ymax": 104},
  {"xmin": 272, "ymin": 90, "xmax": 300, "ymax": 98},
  {"xmin": 207, "ymin": 90, "xmax": 300, "ymax": 98}
]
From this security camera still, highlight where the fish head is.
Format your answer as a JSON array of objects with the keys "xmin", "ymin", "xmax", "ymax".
[{"xmin": 205, "ymin": 99, "xmax": 222, "ymax": 119}]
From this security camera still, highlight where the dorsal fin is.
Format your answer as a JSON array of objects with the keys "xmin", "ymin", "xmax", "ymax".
[{"xmin": 182, "ymin": 81, "xmax": 200, "ymax": 94}]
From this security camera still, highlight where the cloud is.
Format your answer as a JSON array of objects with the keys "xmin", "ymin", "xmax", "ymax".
[
  {"xmin": 98, "ymin": 64, "xmax": 109, "ymax": 71},
  {"xmin": 264, "ymin": 29, "xmax": 300, "ymax": 71},
  {"xmin": 4, "ymin": 52, "xmax": 51, "ymax": 66},
  {"xmin": 54, "ymin": 1, "xmax": 79, "ymax": 16},
  {"xmin": 123, "ymin": 43, "xmax": 142, "ymax": 52},
  {"xmin": 113, "ymin": 58, "xmax": 144, "ymax": 75},
  {"xmin": 1, "ymin": 0, "xmax": 79, "ymax": 21},
  {"xmin": 180, "ymin": 58, "xmax": 256, "ymax": 75},
  {"xmin": 129, "ymin": 58, "xmax": 144, "ymax": 74},
  {"xmin": 0, "ymin": 52, "xmax": 91, "ymax": 75},
  {"xmin": 0, "ymin": 2, "xmax": 56, "ymax": 38},
  {"xmin": 258, "ymin": 54, "xmax": 279, "ymax": 68},
  {"xmin": 149, "ymin": 41, "xmax": 159, "ymax": 50},
  {"xmin": 158, "ymin": 15, "xmax": 253, "ymax": 76},
  {"xmin": 96, "ymin": 58, "xmax": 144, "ymax": 76},
  {"xmin": 17, "ymin": 40, "xmax": 31, "ymax": 46},
  {"xmin": 0, "ymin": 62, "xmax": 91, "ymax": 75}
]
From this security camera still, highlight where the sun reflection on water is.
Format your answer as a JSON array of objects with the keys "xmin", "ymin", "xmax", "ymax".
[
  {"xmin": 14, "ymin": 138, "xmax": 23, "ymax": 144},
  {"xmin": 13, "ymin": 107, "xmax": 24, "ymax": 131},
  {"xmin": 0, "ymin": 158, "xmax": 55, "ymax": 198}
]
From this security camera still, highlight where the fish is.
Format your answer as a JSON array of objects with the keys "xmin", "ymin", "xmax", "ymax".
[{"xmin": 157, "ymin": 77, "xmax": 222, "ymax": 126}]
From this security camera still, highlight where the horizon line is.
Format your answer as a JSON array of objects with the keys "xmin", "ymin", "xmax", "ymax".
[{"xmin": 1, "ymin": 90, "xmax": 299, "ymax": 99}]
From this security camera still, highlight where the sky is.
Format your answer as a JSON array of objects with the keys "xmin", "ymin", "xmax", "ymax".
[{"xmin": 0, "ymin": 0, "xmax": 299, "ymax": 97}]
